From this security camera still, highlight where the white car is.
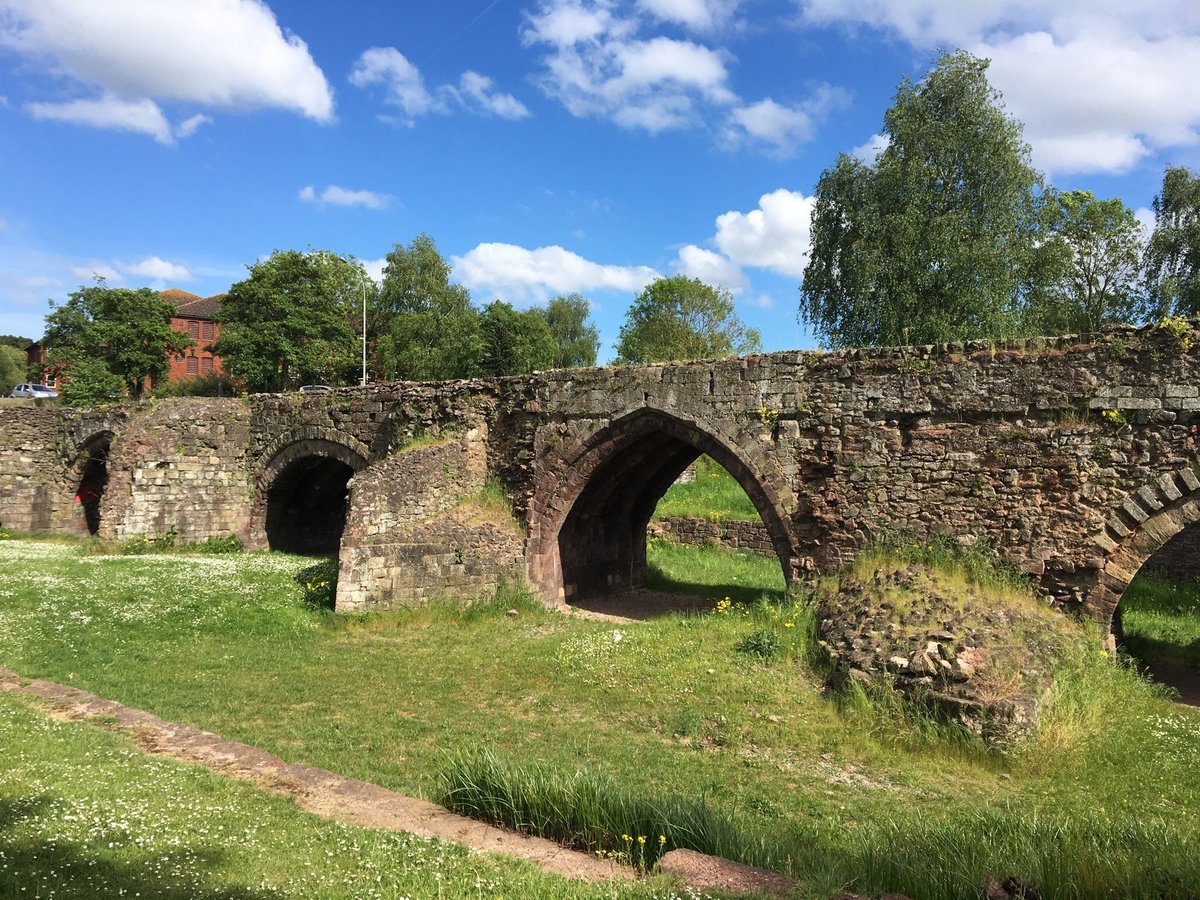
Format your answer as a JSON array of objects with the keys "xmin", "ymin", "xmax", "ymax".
[{"xmin": 10, "ymin": 383, "xmax": 58, "ymax": 399}]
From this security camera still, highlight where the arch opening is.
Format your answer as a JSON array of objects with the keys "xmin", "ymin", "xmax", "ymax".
[
  {"xmin": 265, "ymin": 456, "xmax": 356, "ymax": 555},
  {"xmin": 74, "ymin": 435, "xmax": 111, "ymax": 536},
  {"xmin": 536, "ymin": 409, "xmax": 797, "ymax": 610},
  {"xmin": 1115, "ymin": 523, "xmax": 1200, "ymax": 707}
]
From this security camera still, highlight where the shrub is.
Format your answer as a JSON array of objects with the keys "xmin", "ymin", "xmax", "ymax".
[{"xmin": 296, "ymin": 558, "xmax": 338, "ymax": 611}]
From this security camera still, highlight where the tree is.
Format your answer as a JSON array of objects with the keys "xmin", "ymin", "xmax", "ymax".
[
  {"xmin": 41, "ymin": 280, "xmax": 191, "ymax": 398},
  {"xmin": 216, "ymin": 249, "xmax": 362, "ymax": 393},
  {"xmin": 60, "ymin": 356, "xmax": 126, "ymax": 406},
  {"xmin": 615, "ymin": 275, "xmax": 761, "ymax": 364},
  {"xmin": 480, "ymin": 301, "xmax": 558, "ymax": 376},
  {"xmin": 1144, "ymin": 166, "xmax": 1200, "ymax": 316},
  {"xmin": 375, "ymin": 234, "xmax": 483, "ymax": 381},
  {"xmin": 800, "ymin": 51, "xmax": 1047, "ymax": 348},
  {"xmin": 1025, "ymin": 190, "xmax": 1148, "ymax": 333},
  {"xmin": 532, "ymin": 294, "xmax": 600, "ymax": 368},
  {"xmin": 0, "ymin": 338, "xmax": 29, "ymax": 389}
]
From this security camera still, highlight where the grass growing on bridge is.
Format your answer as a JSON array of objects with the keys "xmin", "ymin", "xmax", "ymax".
[{"xmin": 0, "ymin": 537, "xmax": 1198, "ymax": 897}]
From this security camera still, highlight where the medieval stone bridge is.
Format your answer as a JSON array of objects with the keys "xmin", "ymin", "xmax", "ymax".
[{"xmin": 3, "ymin": 320, "xmax": 1200, "ymax": 633}]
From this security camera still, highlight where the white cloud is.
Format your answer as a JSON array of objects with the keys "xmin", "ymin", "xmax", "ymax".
[
  {"xmin": 362, "ymin": 257, "xmax": 387, "ymax": 284},
  {"xmin": 637, "ymin": 0, "xmax": 740, "ymax": 31},
  {"xmin": 797, "ymin": 1, "xmax": 1200, "ymax": 175},
  {"xmin": 453, "ymin": 242, "xmax": 660, "ymax": 301},
  {"xmin": 26, "ymin": 94, "xmax": 173, "ymax": 143},
  {"xmin": 175, "ymin": 113, "xmax": 212, "ymax": 139},
  {"xmin": 350, "ymin": 47, "xmax": 440, "ymax": 120},
  {"xmin": 70, "ymin": 263, "xmax": 122, "ymax": 283},
  {"xmin": 851, "ymin": 131, "xmax": 888, "ymax": 163},
  {"xmin": 674, "ymin": 244, "xmax": 748, "ymax": 291},
  {"xmin": 723, "ymin": 92, "xmax": 851, "ymax": 156},
  {"xmin": 672, "ymin": 187, "xmax": 815, "ymax": 288},
  {"xmin": 713, "ymin": 188, "xmax": 815, "ymax": 278},
  {"xmin": 299, "ymin": 184, "xmax": 393, "ymax": 210},
  {"xmin": 351, "ymin": 47, "xmax": 530, "ymax": 123},
  {"xmin": 447, "ymin": 71, "xmax": 531, "ymax": 119},
  {"xmin": 1134, "ymin": 206, "xmax": 1156, "ymax": 240},
  {"xmin": 745, "ymin": 293, "xmax": 775, "ymax": 309},
  {"xmin": 1, "ymin": 0, "xmax": 334, "ymax": 139},
  {"xmin": 124, "ymin": 256, "xmax": 192, "ymax": 282}
]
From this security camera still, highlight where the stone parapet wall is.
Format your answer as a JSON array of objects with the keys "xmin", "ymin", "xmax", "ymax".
[
  {"xmin": 650, "ymin": 516, "xmax": 774, "ymax": 556},
  {"xmin": 337, "ymin": 426, "xmax": 525, "ymax": 610},
  {"xmin": 0, "ymin": 407, "xmax": 68, "ymax": 533}
]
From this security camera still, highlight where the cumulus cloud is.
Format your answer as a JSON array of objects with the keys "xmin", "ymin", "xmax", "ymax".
[
  {"xmin": 453, "ymin": 242, "xmax": 660, "ymax": 301},
  {"xmin": 124, "ymin": 256, "xmax": 192, "ymax": 281},
  {"xmin": 67, "ymin": 256, "xmax": 192, "ymax": 284},
  {"xmin": 673, "ymin": 188, "xmax": 816, "ymax": 288},
  {"xmin": 351, "ymin": 47, "xmax": 529, "ymax": 123},
  {"xmin": 797, "ymin": 0, "xmax": 1200, "ymax": 174},
  {"xmin": 1, "ymin": 0, "xmax": 334, "ymax": 139},
  {"xmin": 851, "ymin": 131, "xmax": 889, "ymax": 163},
  {"xmin": 523, "ymin": 0, "xmax": 836, "ymax": 150},
  {"xmin": 299, "ymin": 184, "xmax": 393, "ymax": 210}
]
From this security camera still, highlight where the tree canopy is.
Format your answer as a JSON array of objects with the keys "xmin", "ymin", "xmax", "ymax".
[
  {"xmin": 374, "ymin": 234, "xmax": 483, "ymax": 381},
  {"xmin": 216, "ymin": 249, "xmax": 364, "ymax": 393},
  {"xmin": 0, "ymin": 344, "xmax": 27, "ymax": 390},
  {"xmin": 532, "ymin": 293, "xmax": 600, "ymax": 368},
  {"xmin": 480, "ymin": 301, "xmax": 558, "ymax": 376},
  {"xmin": 1025, "ymin": 190, "xmax": 1148, "ymax": 334},
  {"xmin": 615, "ymin": 275, "xmax": 761, "ymax": 364},
  {"xmin": 1144, "ymin": 166, "xmax": 1200, "ymax": 317},
  {"xmin": 800, "ymin": 51, "xmax": 1046, "ymax": 348},
  {"xmin": 41, "ymin": 281, "xmax": 191, "ymax": 399}
]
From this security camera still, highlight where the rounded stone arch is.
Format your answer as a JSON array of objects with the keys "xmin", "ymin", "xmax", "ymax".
[
  {"xmin": 526, "ymin": 404, "xmax": 801, "ymax": 603},
  {"xmin": 250, "ymin": 428, "xmax": 371, "ymax": 552},
  {"xmin": 68, "ymin": 429, "xmax": 116, "ymax": 536},
  {"xmin": 1085, "ymin": 465, "xmax": 1200, "ymax": 633}
]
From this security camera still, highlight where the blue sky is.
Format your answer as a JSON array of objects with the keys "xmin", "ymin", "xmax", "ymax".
[{"xmin": 1, "ymin": 1, "xmax": 1198, "ymax": 363}]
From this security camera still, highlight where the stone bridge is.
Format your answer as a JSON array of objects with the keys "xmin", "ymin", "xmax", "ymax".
[{"xmin": 3, "ymin": 319, "xmax": 1200, "ymax": 634}]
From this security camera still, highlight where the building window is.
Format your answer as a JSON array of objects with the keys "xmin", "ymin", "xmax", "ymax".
[
  {"xmin": 186, "ymin": 356, "xmax": 199, "ymax": 376},
  {"xmin": 188, "ymin": 320, "xmax": 199, "ymax": 339},
  {"xmin": 201, "ymin": 356, "xmax": 213, "ymax": 373},
  {"xmin": 201, "ymin": 321, "xmax": 214, "ymax": 341}
]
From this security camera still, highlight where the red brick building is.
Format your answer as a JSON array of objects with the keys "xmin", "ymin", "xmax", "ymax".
[
  {"xmin": 26, "ymin": 288, "xmax": 225, "ymax": 389},
  {"xmin": 161, "ymin": 289, "xmax": 223, "ymax": 381}
]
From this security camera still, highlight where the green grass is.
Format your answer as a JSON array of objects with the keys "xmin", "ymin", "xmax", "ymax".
[
  {"xmin": 1121, "ymin": 571, "xmax": 1200, "ymax": 668},
  {"xmin": 0, "ymin": 536, "xmax": 1198, "ymax": 897},
  {"xmin": 654, "ymin": 457, "xmax": 761, "ymax": 522},
  {"xmin": 0, "ymin": 689, "xmax": 707, "ymax": 899}
]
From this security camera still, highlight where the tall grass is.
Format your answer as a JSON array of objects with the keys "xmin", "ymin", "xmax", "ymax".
[
  {"xmin": 438, "ymin": 749, "xmax": 788, "ymax": 872},
  {"xmin": 654, "ymin": 456, "xmax": 761, "ymax": 522}
]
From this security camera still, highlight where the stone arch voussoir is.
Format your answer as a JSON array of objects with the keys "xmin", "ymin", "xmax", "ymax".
[
  {"xmin": 1086, "ymin": 462, "xmax": 1200, "ymax": 627},
  {"xmin": 250, "ymin": 428, "xmax": 372, "ymax": 549},
  {"xmin": 527, "ymin": 403, "xmax": 800, "ymax": 602}
]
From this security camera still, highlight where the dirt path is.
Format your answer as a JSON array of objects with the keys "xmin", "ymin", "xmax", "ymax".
[
  {"xmin": 0, "ymin": 666, "xmax": 628, "ymax": 884},
  {"xmin": 568, "ymin": 587, "xmax": 713, "ymax": 621}
]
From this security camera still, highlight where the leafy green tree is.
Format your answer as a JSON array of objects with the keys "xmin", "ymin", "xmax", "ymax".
[
  {"xmin": 615, "ymin": 275, "xmax": 761, "ymax": 364},
  {"xmin": 801, "ymin": 51, "xmax": 1047, "ymax": 348},
  {"xmin": 480, "ymin": 301, "xmax": 558, "ymax": 376},
  {"xmin": 0, "ymin": 335, "xmax": 32, "ymax": 350},
  {"xmin": 60, "ymin": 357, "xmax": 126, "ymax": 406},
  {"xmin": 0, "ymin": 344, "xmax": 26, "ymax": 389},
  {"xmin": 1144, "ymin": 166, "xmax": 1200, "ymax": 316},
  {"xmin": 1025, "ymin": 190, "xmax": 1148, "ymax": 333},
  {"xmin": 375, "ymin": 234, "xmax": 483, "ymax": 381},
  {"xmin": 532, "ymin": 293, "xmax": 600, "ymax": 368},
  {"xmin": 216, "ymin": 249, "xmax": 363, "ymax": 392},
  {"xmin": 41, "ymin": 280, "xmax": 191, "ymax": 398}
]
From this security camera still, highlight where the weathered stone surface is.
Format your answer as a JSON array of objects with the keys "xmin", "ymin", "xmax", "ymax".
[{"xmin": 3, "ymin": 319, "xmax": 1200, "ymax": 622}]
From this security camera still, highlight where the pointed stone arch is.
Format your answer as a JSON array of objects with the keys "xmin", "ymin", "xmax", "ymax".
[
  {"xmin": 69, "ymin": 430, "xmax": 116, "ymax": 536},
  {"xmin": 1086, "ymin": 462, "xmax": 1200, "ymax": 631},
  {"xmin": 526, "ymin": 405, "xmax": 800, "ymax": 603}
]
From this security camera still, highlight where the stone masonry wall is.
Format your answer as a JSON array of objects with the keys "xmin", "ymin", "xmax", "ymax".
[
  {"xmin": 0, "ymin": 406, "xmax": 70, "ymax": 533},
  {"xmin": 337, "ymin": 426, "xmax": 525, "ymax": 610},
  {"xmin": 649, "ymin": 516, "xmax": 774, "ymax": 556}
]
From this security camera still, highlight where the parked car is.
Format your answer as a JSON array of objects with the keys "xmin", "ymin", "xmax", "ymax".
[
  {"xmin": 10, "ymin": 383, "xmax": 58, "ymax": 399},
  {"xmin": 297, "ymin": 384, "xmax": 333, "ymax": 394}
]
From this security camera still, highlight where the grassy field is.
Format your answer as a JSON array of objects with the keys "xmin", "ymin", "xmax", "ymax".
[
  {"xmin": 1121, "ymin": 571, "xmax": 1200, "ymax": 668},
  {"xmin": 1, "ymin": 536, "xmax": 1199, "ymax": 897},
  {"xmin": 653, "ymin": 457, "xmax": 760, "ymax": 522}
]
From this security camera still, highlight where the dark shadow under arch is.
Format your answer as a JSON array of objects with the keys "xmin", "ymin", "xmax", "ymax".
[
  {"xmin": 74, "ymin": 433, "xmax": 112, "ymax": 536},
  {"xmin": 259, "ymin": 439, "xmax": 368, "ymax": 556},
  {"xmin": 528, "ymin": 407, "xmax": 798, "ymax": 603}
]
